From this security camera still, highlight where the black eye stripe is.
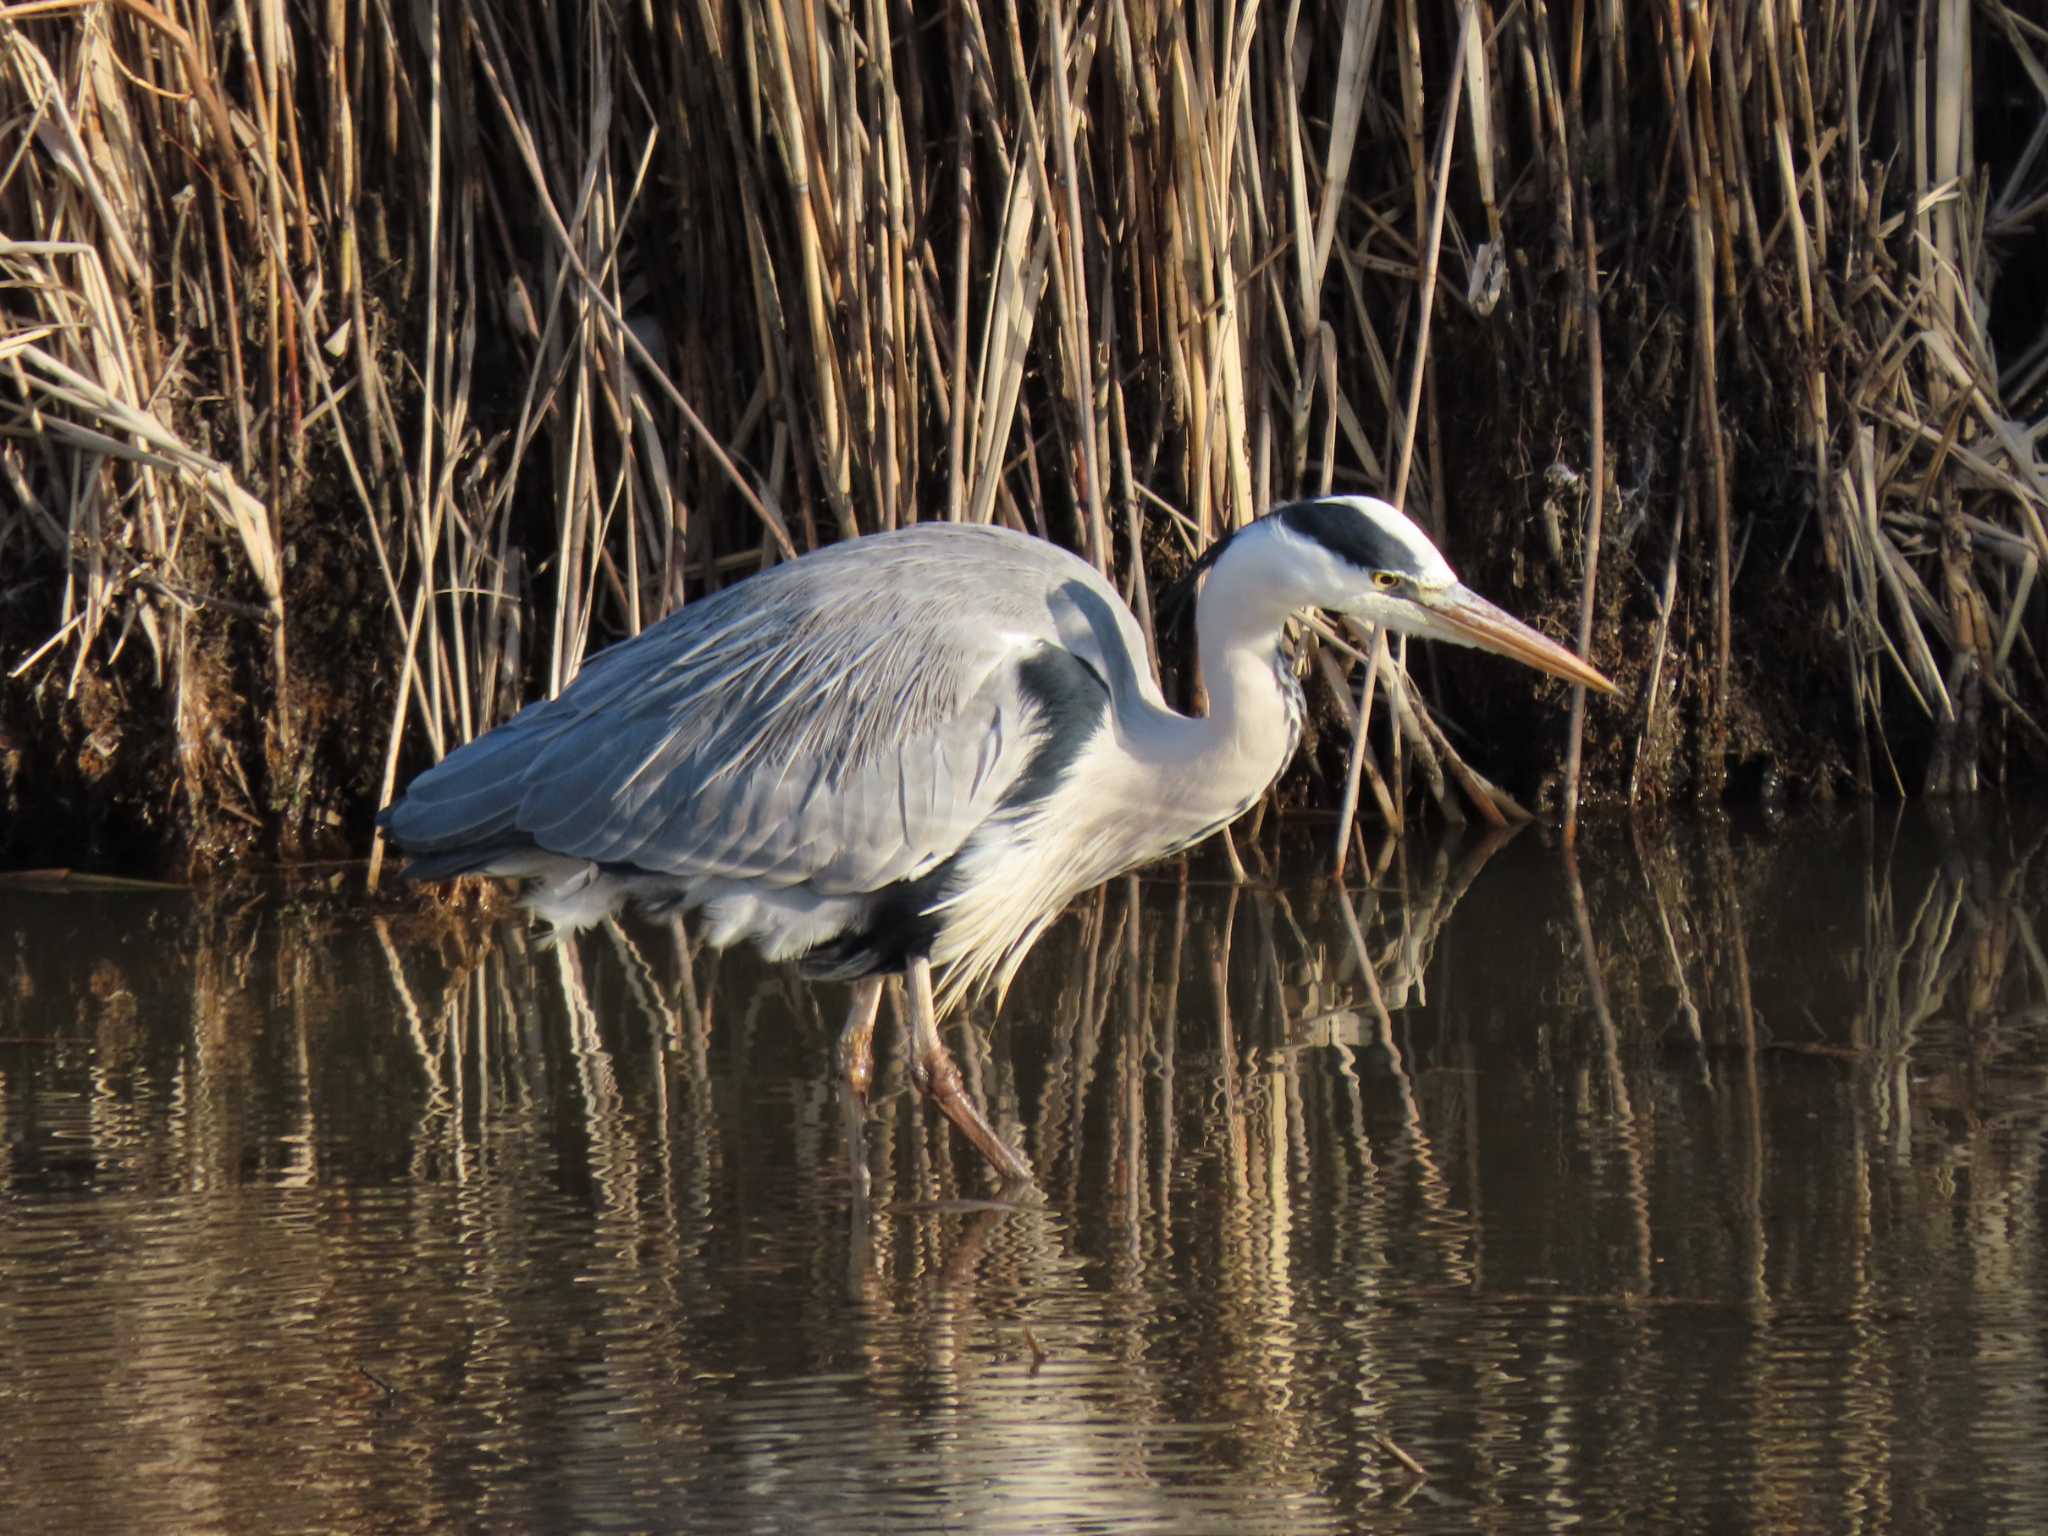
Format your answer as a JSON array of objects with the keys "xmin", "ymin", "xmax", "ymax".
[{"xmin": 1270, "ymin": 498, "xmax": 1430, "ymax": 579}]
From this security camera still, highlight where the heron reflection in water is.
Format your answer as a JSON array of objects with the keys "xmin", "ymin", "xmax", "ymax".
[{"xmin": 378, "ymin": 495, "xmax": 1614, "ymax": 1186}]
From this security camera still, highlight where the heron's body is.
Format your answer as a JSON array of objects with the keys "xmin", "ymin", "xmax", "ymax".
[
  {"xmin": 380, "ymin": 496, "xmax": 1613, "ymax": 1187},
  {"xmin": 382, "ymin": 520, "xmax": 1314, "ymax": 1005}
]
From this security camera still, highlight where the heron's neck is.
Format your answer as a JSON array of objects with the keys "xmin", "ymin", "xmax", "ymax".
[
  {"xmin": 1125, "ymin": 529, "xmax": 1308, "ymax": 840},
  {"xmin": 1194, "ymin": 538, "xmax": 1308, "ymax": 764}
]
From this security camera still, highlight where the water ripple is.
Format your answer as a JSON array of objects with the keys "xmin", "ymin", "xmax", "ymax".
[{"xmin": 3, "ymin": 804, "xmax": 2047, "ymax": 1531}]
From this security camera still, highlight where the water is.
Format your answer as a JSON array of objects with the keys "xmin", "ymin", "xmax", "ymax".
[{"xmin": 4, "ymin": 802, "xmax": 2046, "ymax": 1533}]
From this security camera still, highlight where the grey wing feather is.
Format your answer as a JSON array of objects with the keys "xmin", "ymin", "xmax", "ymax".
[{"xmin": 380, "ymin": 524, "xmax": 1148, "ymax": 896}]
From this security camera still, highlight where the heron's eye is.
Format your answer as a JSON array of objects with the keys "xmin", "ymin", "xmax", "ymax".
[{"xmin": 1372, "ymin": 571, "xmax": 1402, "ymax": 591}]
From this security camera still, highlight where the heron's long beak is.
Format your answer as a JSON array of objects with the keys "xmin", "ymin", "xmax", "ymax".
[{"xmin": 1412, "ymin": 584, "xmax": 1618, "ymax": 695}]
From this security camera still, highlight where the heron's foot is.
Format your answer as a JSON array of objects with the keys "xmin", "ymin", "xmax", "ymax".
[
  {"xmin": 838, "ymin": 1048, "xmax": 873, "ymax": 1103},
  {"xmin": 835, "ymin": 975, "xmax": 883, "ymax": 1104},
  {"xmin": 910, "ymin": 1047, "xmax": 1034, "ymax": 1186}
]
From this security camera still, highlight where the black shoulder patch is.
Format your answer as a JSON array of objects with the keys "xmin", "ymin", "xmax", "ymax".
[
  {"xmin": 1270, "ymin": 498, "xmax": 1425, "ymax": 577},
  {"xmin": 798, "ymin": 644, "xmax": 1110, "ymax": 981},
  {"xmin": 1003, "ymin": 645, "xmax": 1111, "ymax": 812}
]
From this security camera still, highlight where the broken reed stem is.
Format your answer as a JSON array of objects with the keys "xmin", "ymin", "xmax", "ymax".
[
  {"xmin": 1561, "ymin": 197, "xmax": 1606, "ymax": 846},
  {"xmin": 1332, "ymin": 628, "xmax": 1391, "ymax": 879}
]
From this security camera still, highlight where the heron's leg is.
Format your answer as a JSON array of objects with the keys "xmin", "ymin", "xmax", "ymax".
[
  {"xmin": 836, "ymin": 976, "xmax": 884, "ymax": 1098},
  {"xmin": 836, "ymin": 976, "xmax": 885, "ymax": 1202},
  {"xmin": 905, "ymin": 955, "xmax": 1033, "ymax": 1186}
]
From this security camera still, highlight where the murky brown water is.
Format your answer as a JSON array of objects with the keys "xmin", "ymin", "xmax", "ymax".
[{"xmin": 4, "ymin": 802, "xmax": 2047, "ymax": 1533}]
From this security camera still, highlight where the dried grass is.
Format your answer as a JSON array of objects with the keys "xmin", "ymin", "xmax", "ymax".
[{"xmin": 1, "ymin": 1, "xmax": 2044, "ymax": 871}]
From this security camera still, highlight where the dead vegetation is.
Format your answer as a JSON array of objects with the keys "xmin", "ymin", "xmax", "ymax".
[{"xmin": 1, "ymin": 1, "xmax": 2044, "ymax": 875}]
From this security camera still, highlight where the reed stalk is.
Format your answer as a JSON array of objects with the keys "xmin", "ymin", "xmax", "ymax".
[{"xmin": 1, "ymin": 1, "xmax": 2043, "ymax": 872}]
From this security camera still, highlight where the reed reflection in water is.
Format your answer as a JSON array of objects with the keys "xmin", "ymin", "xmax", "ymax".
[{"xmin": 3, "ymin": 803, "xmax": 2047, "ymax": 1533}]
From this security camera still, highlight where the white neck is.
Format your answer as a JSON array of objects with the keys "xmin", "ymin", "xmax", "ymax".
[{"xmin": 1111, "ymin": 524, "xmax": 1311, "ymax": 852}]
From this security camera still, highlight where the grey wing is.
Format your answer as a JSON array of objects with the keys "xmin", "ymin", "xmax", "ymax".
[{"xmin": 379, "ymin": 525, "xmax": 1134, "ymax": 896}]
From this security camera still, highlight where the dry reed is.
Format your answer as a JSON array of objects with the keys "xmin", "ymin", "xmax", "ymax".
[{"xmin": 0, "ymin": 1, "xmax": 2044, "ymax": 873}]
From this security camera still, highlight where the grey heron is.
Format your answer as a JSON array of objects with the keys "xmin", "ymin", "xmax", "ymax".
[{"xmin": 378, "ymin": 494, "xmax": 1614, "ymax": 1186}]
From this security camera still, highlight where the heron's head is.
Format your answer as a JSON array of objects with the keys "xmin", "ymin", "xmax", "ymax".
[{"xmin": 1217, "ymin": 495, "xmax": 1617, "ymax": 694}]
